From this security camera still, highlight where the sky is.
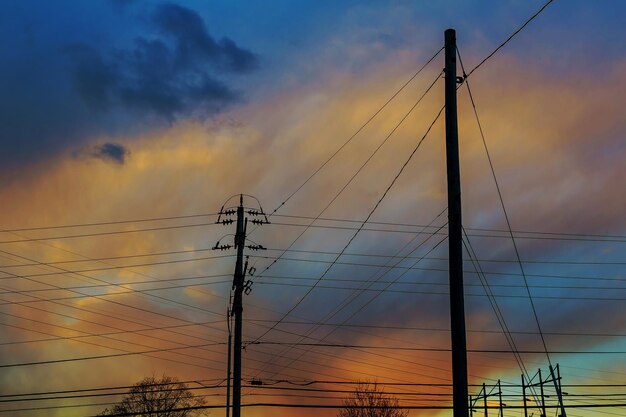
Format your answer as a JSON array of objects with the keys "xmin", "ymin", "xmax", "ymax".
[{"xmin": 1, "ymin": 0, "xmax": 626, "ymax": 416}]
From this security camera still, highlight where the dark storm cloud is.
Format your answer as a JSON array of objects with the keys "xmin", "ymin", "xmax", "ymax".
[
  {"xmin": 0, "ymin": 1, "xmax": 258, "ymax": 173},
  {"xmin": 66, "ymin": 3, "xmax": 257, "ymax": 120},
  {"xmin": 92, "ymin": 143, "xmax": 130, "ymax": 164},
  {"xmin": 152, "ymin": 3, "xmax": 258, "ymax": 73}
]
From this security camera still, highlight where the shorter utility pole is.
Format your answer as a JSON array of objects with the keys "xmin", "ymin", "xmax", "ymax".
[
  {"xmin": 232, "ymin": 197, "xmax": 246, "ymax": 417},
  {"xmin": 539, "ymin": 369, "xmax": 546, "ymax": 417},
  {"xmin": 498, "ymin": 380, "xmax": 503, "ymax": 417},
  {"xmin": 522, "ymin": 374, "xmax": 528, "ymax": 417},
  {"xmin": 470, "ymin": 379, "xmax": 503, "ymax": 417},
  {"xmin": 225, "ymin": 307, "xmax": 232, "ymax": 417},
  {"xmin": 482, "ymin": 383, "xmax": 488, "ymax": 417},
  {"xmin": 215, "ymin": 195, "xmax": 269, "ymax": 417},
  {"xmin": 521, "ymin": 365, "xmax": 567, "ymax": 417},
  {"xmin": 550, "ymin": 364, "xmax": 567, "ymax": 417}
]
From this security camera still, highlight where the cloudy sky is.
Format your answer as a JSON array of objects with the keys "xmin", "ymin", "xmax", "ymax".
[{"xmin": 1, "ymin": 1, "xmax": 625, "ymax": 416}]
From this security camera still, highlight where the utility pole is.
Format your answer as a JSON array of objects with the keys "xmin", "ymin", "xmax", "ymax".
[
  {"xmin": 226, "ymin": 308, "xmax": 232, "ymax": 417},
  {"xmin": 232, "ymin": 196, "xmax": 246, "ymax": 417},
  {"xmin": 522, "ymin": 374, "xmax": 528, "ymax": 417},
  {"xmin": 216, "ymin": 194, "xmax": 269, "ymax": 417},
  {"xmin": 483, "ymin": 383, "xmax": 488, "ymax": 417},
  {"xmin": 498, "ymin": 380, "xmax": 503, "ymax": 417},
  {"xmin": 539, "ymin": 368, "xmax": 546, "ymax": 417},
  {"xmin": 550, "ymin": 364, "xmax": 567, "ymax": 417},
  {"xmin": 445, "ymin": 28, "xmax": 469, "ymax": 417}
]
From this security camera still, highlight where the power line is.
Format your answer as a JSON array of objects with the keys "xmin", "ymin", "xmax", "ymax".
[
  {"xmin": 265, "ymin": 46, "xmax": 444, "ymax": 217},
  {"xmin": 245, "ymin": 254, "xmax": 626, "ymax": 283},
  {"xmin": 256, "ymin": 71, "xmax": 444, "ymax": 286},
  {"xmin": 8, "ymin": 250, "xmax": 454, "ymax": 390},
  {"xmin": 270, "ymin": 213, "xmax": 626, "ymax": 240},
  {"xmin": 0, "ymin": 248, "xmax": 245, "ymax": 371},
  {"xmin": 0, "ymin": 221, "xmax": 219, "ymax": 244},
  {"xmin": 0, "ymin": 383, "xmax": 227, "ymax": 403},
  {"xmin": 257, "ymin": 274, "xmax": 626, "ymax": 292},
  {"xmin": 76, "ymin": 401, "xmax": 626, "ymax": 416},
  {"xmin": 238, "ymin": 288, "xmax": 470, "ymax": 386},
  {"xmin": 0, "ymin": 318, "xmax": 226, "ymax": 348},
  {"xmin": 0, "ymin": 342, "xmax": 226, "ymax": 369},
  {"xmin": 248, "ymin": 341, "xmax": 626, "ymax": 355},
  {"xmin": 0, "ymin": 306, "xmax": 231, "ymax": 371},
  {"xmin": 245, "ymin": 319, "xmax": 626, "ymax": 338},
  {"xmin": 466, "ymin": 0, "xmax": 556, "ymax": 76},
  {"xmin": 9, "ymin": 378, "xmax": 626, "ymax": 399},
  {"xmin": 0, "ymin": 246, "xmax": 221, "ymax": 268},
  {"xmin": 5, "ymin": 401, "xmax": 623, "ymax": 416},
  {"xmin": 4, "ymin": 210, "xmax": 625, "ymax": 243},
  {"xmin": 462, "ymin": 228, "xmax": 542, "ymax": 404},
  {"xmin": 0, "ymin": 230, "xmax": 243, "ymax": 349},
  {"xmin": 0, "ymin": 213, "xmax": 218, "ymax": 233},
  {"xmin": 252, "ymin": 216, "xmax": 449, "ymax": 381},
  {"xmin": 251, "ymin": 79, "xmax": 445, "ymax": 345},
  {"xmin": 260, "ymin": 247, "xmax": 626, "ymax": 265},
  {"xmin": 251, "ymin": 281, "xmax": 626, "ymax": 301},
  {"xmin": 459, "ymin": 48, "xmax": 552, "ymax": 367},
  {"xmin": 4, "ymin": 269, "xmax": 625, "ymax": 301},
  {"xmin": 3, "ymin": 241, "xmax": 623, "ymax": 275},
  {"xmin": 2, "ymin": 290, "xmax": 450, "ymax": 392},
  {"xmin": 0, "ymin": 273, "xmax": 231, "ymax": 296},
  {"xmin": 0, "ymin": 255, "xmax": 225, "ymax": 325},
  {"xmin": 266, "ymin": 221, "xmax": 626, "ymax": 243},
  {"xmin": 0, "ymin": 253, "xmax": 233, "ymax": 278}
]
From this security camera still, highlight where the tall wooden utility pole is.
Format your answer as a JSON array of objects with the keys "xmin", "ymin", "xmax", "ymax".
[
  {"xmin": 232, "ymin": 195, "xmax": 246, "ymax": 417},
  {"xmin": 216, "ymin": 195, "xmax": 268, "ymax": 417},
  {"xmin": 444, "ymin": 28, "xmax": 469, "ymax": 417}
]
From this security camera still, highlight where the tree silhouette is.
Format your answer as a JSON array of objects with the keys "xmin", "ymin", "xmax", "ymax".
[
  {"xmin": 338, "ymin": 382, "xmax": 408, "ymax": 417},
  {"xmin": 98, "ymin": 375, "xmax": 209, "ymax": 417}
]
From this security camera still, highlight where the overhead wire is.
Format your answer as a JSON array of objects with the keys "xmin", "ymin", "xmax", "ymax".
[
  {"xmin": 270, "ymin": 213, "xmax": 626, "ymax": 241},
  {"xmin": 466, "ymin": 0, "xmax": 556, "ymax": 77},
  {"xmin": 265, "ymin": 46, "xmax": 444, "ymax": 218},
  {"xmin": 247, "ymin": 341, "xmax": 626, "ymax": 355},
  {"xmin": 0, "ymin": 221, "xmax": 220, "ymax": 244},
  {"xmin": 0, "ymin": 212, "xmax": 218, "ymax": 233},
  {"xmin": 255, "ymin": 70, "xmax": 444, "ymax": 283},
  {"xmin": 254, "ymin": 222, "xmax": 449, "ymax": 381},
  {"xmin": 458, "ymin": 47, "xmax": 552, "ymax": 366},
  {"xmin": 249, "ymin": 77, "xmax": 445, "ymax": 348},
  {"xmin": 3, "ymin": 211, "xmax": 626, "ymax": 245},
  {"xmin": 251, "ymin": 103, "xmax": 446, "ymax": 361},
  {"xmin": 462, "ymin": 227, "xmax": 541, "ymax": 404},
  {"xmin": 265, "ymin": 220, "xmax": 626, "ymax": 243}
]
